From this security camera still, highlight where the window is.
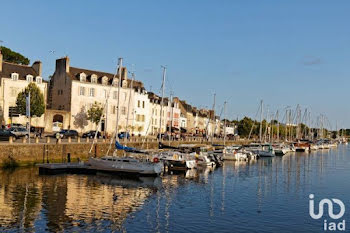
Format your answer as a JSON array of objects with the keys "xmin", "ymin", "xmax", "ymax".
[
  {"xmin": 103, "ymin": 89, "xmax": 108, "ymax": 98},
  {"xmin": 122, "ymin": 80, "xmax": 127, "ymax": 88},
  {"xmin": 10, "ymin": 87, "xmax": 17, "ymax": 97},
  {"xmin": 80, "ymin": 73, "xmax": 86, "ymax": 82},
  {"xmin": 91, "ymin": 74, "xmax": 97, "ymax": 83},
  {"xmin": 142, "ymin": 101, "xmax": 145, "ymax": 108},
  {"xmin": 112, "ymin": 78, "xmax": 118, "ymax": 86},
  {"xmin": 113, "ymin": 91, "xmax": 118, "ymax": 99},
  {"xmin": 102, "ymin": 76, "xmax": 108, "ymax": 85},
  {"xmin": 89, "ymin": 88, "xmax": 95, "ymax": 97},
  {"xmin": 11, "ymin": 73, "xmax": 19, "ymax": 81},
  {"xmin": 121, "ymin": 106, "xmax": 126, "ymax": 115},
  {"xmin": 138, "ymin": 100, "xmax": 140, "ymax": 108},
  {"xmin": 141, "ymin": 115, "xmax": 145, "ymax": 122},
  {"xmin": 36, "ymin": 76, "xmax": 42, "ymax": 84},
  {"xmin": 111, "ymin": 105, "xmax": 116, "ymax": 114},
  {"xmin": 79, "ymin": 86, "xmax": 85, "ymax": 96},
  {"xmin": 26, "ymin": 75, "xmax": 33, "ymax": 82}
]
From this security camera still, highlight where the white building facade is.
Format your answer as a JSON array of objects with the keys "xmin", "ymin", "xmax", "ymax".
[
  {"xmin": 0, "ymin": 51, "xmax": 47, "ymax": 128},
  {"xmin": 132, "ymin": 87, "xmax": 150, "ymax": 136},
  {"xmin": 49, "ymin": 57, "xmax": 144, "ymax": 135}
]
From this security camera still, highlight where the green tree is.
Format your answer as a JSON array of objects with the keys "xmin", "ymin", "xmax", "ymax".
[
  {"xmin": 237, "ymin": 117, "xmax": 255, "ymax": 138},
  {"xmin": 1, "ymin": 46, "xmax": 30, "ymax": 65},
  {"xmin": 87, "ymin": 102, "xmax": 104, "ymax": 126},
  {"xmin": 16, "ymin": 83, "xmax": 45, "ymax": 118}
]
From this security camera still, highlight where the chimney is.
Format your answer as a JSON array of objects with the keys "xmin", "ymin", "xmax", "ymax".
[
  {"xmin": 121, "ymin": 67, "xmax": 127, "ymax": 80},
  {"xmin": 0, "ymin": 49, "xmax": 2, "ymax": 72},
  {"xmin": 32, "ymin": 61, "xmax": 42, "ymax": 76},
  {"xmin": 55, "ymin": 56, "xmax": 70, "ymax": 74}
]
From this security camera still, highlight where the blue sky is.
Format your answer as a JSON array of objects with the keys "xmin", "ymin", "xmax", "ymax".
[{"xmin": 1, "ymin": 0, "xmax": 349, "ymax": 128}]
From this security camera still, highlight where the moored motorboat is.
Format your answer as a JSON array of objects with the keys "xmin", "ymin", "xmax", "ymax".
[
  {"xmin": 222, "ymin": 146, "xmax": 251, "ymax": 161},
  {"xmin": 256, "ymin": 144, "xmax": 275, "ymax": 157},
  {"xmin": 158, "ymin": 151, "xmax": 196, "ymax": 170},
  {"xmin": 294, "ymin": 141, "xmax": 310, "ymax": 152},
  {"xmin": 273, "ymin": 144, "xmax": 289, "ymax": 156}
]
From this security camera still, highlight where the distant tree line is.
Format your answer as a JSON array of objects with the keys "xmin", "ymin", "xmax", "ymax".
[
  {"xmin": 226, "ymin": 116, "xmax": 339, "ymax": 140},
  {"xmin": 0, "ymin": 46, "xmax": 30, "ymax": 65}
]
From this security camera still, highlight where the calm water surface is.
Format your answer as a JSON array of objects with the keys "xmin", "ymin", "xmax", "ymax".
[{"xmin": 0, "ymin": 145, "xmax": 349, "ymax": 232}]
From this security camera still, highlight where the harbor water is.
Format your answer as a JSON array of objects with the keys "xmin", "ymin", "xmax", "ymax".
[{"xmin": 0, "ymin": 145, "xmax": 349, "ymax": 232}]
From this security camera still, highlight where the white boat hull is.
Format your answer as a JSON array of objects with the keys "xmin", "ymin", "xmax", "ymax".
[{"xmin": 88, "ymin": 157, "xmax": 163, "ymax": 176}]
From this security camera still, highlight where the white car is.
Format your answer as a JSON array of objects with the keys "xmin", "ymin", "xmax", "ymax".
[{"xmin": 8, "ymin": 127, "xmax": 29, "ymax": 139}]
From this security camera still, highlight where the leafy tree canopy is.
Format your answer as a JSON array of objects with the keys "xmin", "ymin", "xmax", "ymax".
[
  {"xmin": 16, "ymin": 83, "xmax": 45, "ymax": 117},
  {"xmin": 1, "ymin": 46, "xmax": 30, "ymax": 65},
  {"xmin": 87, "ymin": 102, "xmax": 104, "ymax": 125}
]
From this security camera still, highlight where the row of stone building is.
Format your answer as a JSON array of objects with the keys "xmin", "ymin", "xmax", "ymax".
[{"xmin": 0, "ymin": 51, "xmax": 236, "ymax": 136}]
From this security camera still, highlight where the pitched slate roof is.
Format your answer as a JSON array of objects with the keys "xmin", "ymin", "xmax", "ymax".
[
  {"xmin": 68, "ymin": 66, "xmax": 144, "ymax": 89},
  {"xmin": 0, "ymin": 62, "xmax": 38, "ymax": 80},
  {"xmin": 148, "ymin": 92, "xmax": 169, "ymax": 105}
]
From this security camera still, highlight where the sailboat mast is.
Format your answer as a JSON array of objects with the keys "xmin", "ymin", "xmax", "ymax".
[
  {"xmin": 115, "ymin": 58, "xmax": 123, "ymax": 143},
  {"xmin": 285, "ymin": 108, "xmax": 288, "ymax": 141},
  {"xmin": 169, "ymin": 91, "xmax": 174, "ymax": 143},
  {"xmin": 211, "ymin": 93, "xmax": 216, "ymax": 144},
  {"xmin": 264, "ymin": 107, "xmax": 269, "ymax": 142},
  {"xmin": 125, "ymin": 71, "xmax": 134, "ymax": 142},
  {"xmin": 259, "ymin": 100, "xmax": 263, "ymax": 143},
  {"xmin": 158, "ymin": 66, "xmax": 166, "ymax": 141},
  {"xmin": 223, "ymin": 101, "xmax": 227, "ymax": 147},
  {"xmin": 276, "ymin": 110, "xmax": 279, "ymax": 142}
]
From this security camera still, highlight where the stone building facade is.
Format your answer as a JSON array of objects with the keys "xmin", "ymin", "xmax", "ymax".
[
  {"xmin": 48, "ymin": 57, "xmax": 144, "ymax": 134},
  {"xmin": 0, "ymin": 50, "xmax": 47, "ymax": 128}
]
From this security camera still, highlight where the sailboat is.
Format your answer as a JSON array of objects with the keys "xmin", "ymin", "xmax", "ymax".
[
  {"xmin": 256, "ymin": 100, "xmax": 275, "ymax": 157},
  {"xmin": 87, "ymin": 58, "xmax": 163, "ymax": 176}
]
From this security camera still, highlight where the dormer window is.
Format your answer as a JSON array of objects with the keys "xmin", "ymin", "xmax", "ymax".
[
  {"xmin": 26, "ymin": 75, "xmax": 34, "ymax": 82},
  {"xmin": 36, "ymin": 76, "xmax": 42, "ymax": 84},
  {"xmin": 102, "ymin": 76, "xmax": 108, "ymax": 85},
  {"xmin": 122, "ymin": 80, "xmax": 128, "ymax": 88},
  {"xmin": 80, "ymin": 73, "xmax": 86, "ymax": 82},
  {"xmin": 11, "ymin": 73, "xmax": 19, "ymax": 81},
  {"xmin": 91, "ymin": 74, "xmax": 97, "ymax": 84},
  {"xmin": 112, "ymin": 78, "xmax": 118, "ymax": 86}
]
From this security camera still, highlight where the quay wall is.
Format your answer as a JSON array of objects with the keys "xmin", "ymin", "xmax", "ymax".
[{"xmin": 0, "ymin": 140, "xmax": 249, "ymax": 167}]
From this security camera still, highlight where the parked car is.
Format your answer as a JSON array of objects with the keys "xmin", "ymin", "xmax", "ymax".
[
  {"xmin": 8, "ymin": 127, "xmax": 29, "ymax": 139},
  {"xmin": 47, "ymin": 129, "xmax": 79, "ymax": 139},
  {"xmin": 157, "ymin": 133, "xmax": 171, "ymax": 140},
  {"xmin": 6, "ymin": 123, "xmax": 24, "ymax": 129},
  {"xmin": 0, "ymin": 129, "xmax": 16, "ymax": 141},
  {"xmin": 82, "ymin": 130, "xmax": 102, "ymax": 139},
  {"xmin": 118, "ymin": 132, "xmax": 130, "ymax": 139}
]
